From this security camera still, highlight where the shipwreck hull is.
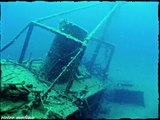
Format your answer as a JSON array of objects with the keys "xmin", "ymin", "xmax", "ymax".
[
  {"xmin": 1, "ymin": 60, "xmax": 108, "ymax": 119},
  {"xmin": 0, "ymin": 3, "xmax": 119, "ymax": 119}
]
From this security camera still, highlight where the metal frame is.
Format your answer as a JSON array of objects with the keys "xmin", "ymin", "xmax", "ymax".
[
  {"xmin": 1, "ymin": 3, "xmax": 120, "ymax": 97},
  {"xmin": 0, "ymin": 3, "xmax": 100, "ymax": 53},
  {"xmin": 89, "ymin": 38, "xmax": 115, "ymax": 79}
]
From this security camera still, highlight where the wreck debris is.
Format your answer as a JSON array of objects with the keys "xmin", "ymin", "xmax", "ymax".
[
  {"xmin": 1, "ymin": 103, "xmax": 26, "ymax": 115},
  {"xmin": 0, "ymin": 2, "xmax": 120, "ymax": 119},
  {"xmin": 22, "ymin": 90, "xmax": 42, "ymax": 114},
  {"xmin": 41, "ymin": 47, "xmax": 85, "ymax": 101},
  {"xmin": 1, "ymin": 83, "xmax": 30, "ymax": 99}
]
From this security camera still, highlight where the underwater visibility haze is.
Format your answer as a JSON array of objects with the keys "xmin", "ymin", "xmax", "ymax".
[{"xmin": 0, "ymin": 1, "xmax": 159, "ymax": 119}]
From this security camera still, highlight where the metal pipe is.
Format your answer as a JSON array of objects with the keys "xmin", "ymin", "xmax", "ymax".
[
  {"xmin": 33, "ymin": 21, "xmax": 86, "ymax": 46},
  {"xmin": 35, "ymin": 3, "xmax": 102, "ymax": 22},
  {"xmin": 103, "ymin": 44, "xmax": 115, "ymax": 75},
  {"xmin": 89, "ymin": 41, "xmax": 102, "ymax": 71},
  {"xmin": 84, "ymin": 3, "xmax": 120, "ymax": 43},
  {"xmin": 18, "ymin": 23, "xmax": 34, "ymax": 63},
  {"xmin": 0, "ymin": 24, "xmax": 29, "ymax": 52}
]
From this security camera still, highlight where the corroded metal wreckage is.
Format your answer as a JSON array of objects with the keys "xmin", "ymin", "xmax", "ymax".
[{"xmin": 0, "ymin": 3, "xmax": 119, "ymax": 119}]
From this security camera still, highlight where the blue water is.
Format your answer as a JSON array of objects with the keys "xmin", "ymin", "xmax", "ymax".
[{"xmin": 1, "ymin": 1, "xmax": 159, "ymax": 119}]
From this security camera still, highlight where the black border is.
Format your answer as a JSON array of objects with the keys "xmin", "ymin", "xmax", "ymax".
[{"xmin": 0, "ymin": 1, "xmax": 159, "ymax": 119}]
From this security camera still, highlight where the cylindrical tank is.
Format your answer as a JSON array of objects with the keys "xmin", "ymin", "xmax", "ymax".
[{"xmin": 41, "ymin": 19, "xmax": 87, "ymax": 83}]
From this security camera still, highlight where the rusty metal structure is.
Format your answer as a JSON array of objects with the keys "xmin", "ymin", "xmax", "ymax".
[{"xmin": 1, "ymin": 3, "xmax": 120, "ymax": 119}]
